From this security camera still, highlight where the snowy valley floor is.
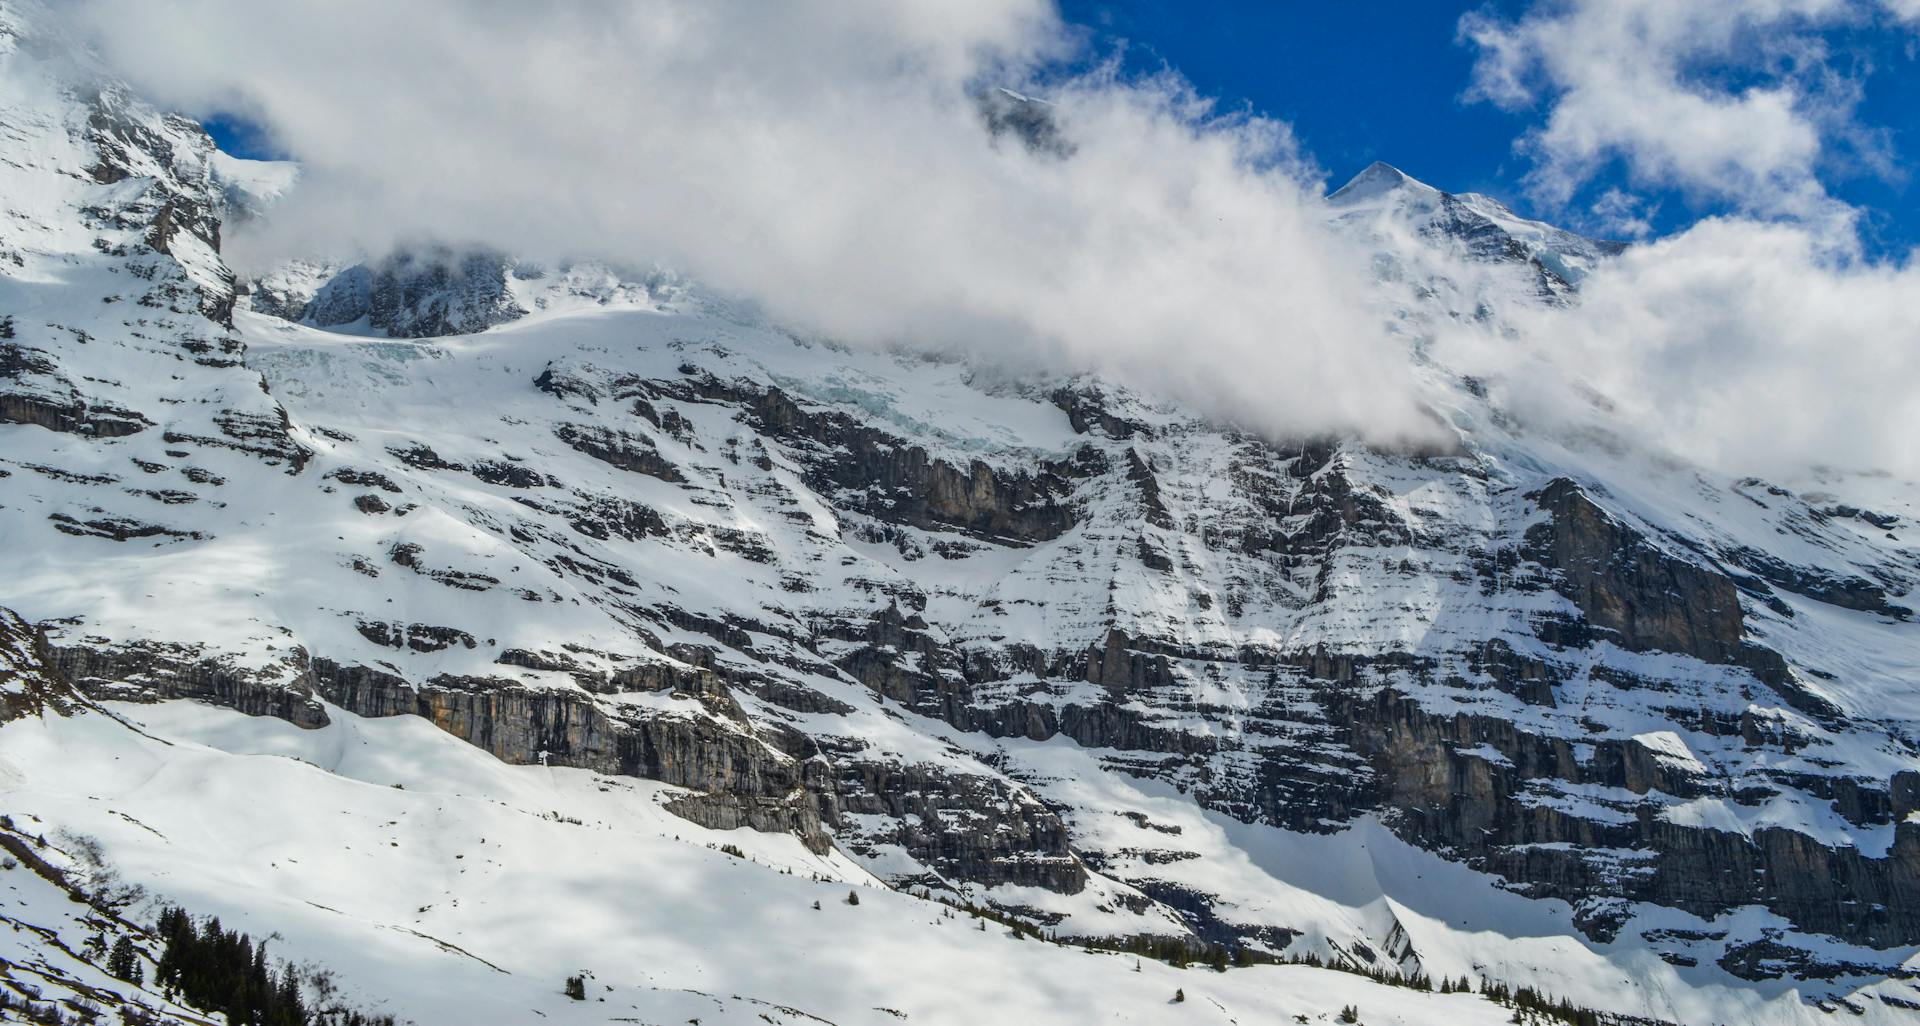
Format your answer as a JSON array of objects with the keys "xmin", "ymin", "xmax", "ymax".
[
  {"xmin": 0, "ymin": 701, "xmax": 1898, "ymax": 1026},
  {"xmin": 0, "ymin": 701, "xmax": 1497, "ymax": 1025}
]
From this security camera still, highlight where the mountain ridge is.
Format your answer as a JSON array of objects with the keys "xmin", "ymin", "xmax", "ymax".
[{"xmin": 4, "ymin": 9, "xmax": 1920, "ymax": 1024}]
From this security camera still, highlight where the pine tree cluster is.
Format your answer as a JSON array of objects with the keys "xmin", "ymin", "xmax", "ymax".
[
  {"xmin": 107, "ymin": 934, "xmax": 144, "ymax": 984},
  {"xmin": 1478, "ymin": 978, "xmax": 1608, "ymax": 1026},
  {"xmin": 153, "ymin": 905, "xmax": 398, "ymax": 1026},
  {"xmin": 1076, "ymin": 932, "xmax": 1262, "ymax": 970}
]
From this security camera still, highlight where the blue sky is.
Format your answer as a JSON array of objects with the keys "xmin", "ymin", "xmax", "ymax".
[{"xmin": 1058, "ymin": 0, "xmax": 1919, "ymax": 251}]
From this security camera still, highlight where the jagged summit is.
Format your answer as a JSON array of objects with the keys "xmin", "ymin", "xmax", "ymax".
[
  {"xmin": 1328, "ymin": 158, "xmax": 1626, "ymax": 295},
  {"xmin": 1326, "ymin": 160, "xmax": 1439, "ymax": 205}
]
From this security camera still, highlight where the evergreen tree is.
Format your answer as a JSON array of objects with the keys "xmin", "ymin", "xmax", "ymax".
[
  {"xmin": 274, "ymin": 963, "xmax": 306, "ymax": 1026},
  {"xmin": 107, "ymin": 935, "xmax": 143, "ymax": 984}
]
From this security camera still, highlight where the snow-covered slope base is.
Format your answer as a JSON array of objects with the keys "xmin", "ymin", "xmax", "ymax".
[{"xmin": 2, "ymin": 701, "xmax": 1552, "ymax": 1026}]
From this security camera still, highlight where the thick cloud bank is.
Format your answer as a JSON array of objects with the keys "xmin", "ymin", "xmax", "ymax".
[
  {"xmin": 1450, "ymin": 219, "xmax": 1920, "ymax": 478},
  {"xmin": 59, "ymin": 0, "xmax": 1428, "ymax": 446},
  {"xmin": 56, "ymin": 0, "xmax": 1920, "ymax": 480}
]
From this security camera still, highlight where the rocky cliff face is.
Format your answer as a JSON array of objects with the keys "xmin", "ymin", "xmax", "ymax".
[
  {"xmin": 295, "ymin": 250, "xmax": 526, "ymax": 338},
  {"xmin": 247, "ymin": 252, "xmax": 670, "ymax": 339},
  {"xmin": 0, "ymin": 608, "xmax": 82, "ymax": 723},
  {"xmin": 6, "ymin": 14, "xmax": 1920, "ymax": 1015},
  {"xmin": 1527, "ymin": 478, "xmax": 1746, "ymax": 663}
]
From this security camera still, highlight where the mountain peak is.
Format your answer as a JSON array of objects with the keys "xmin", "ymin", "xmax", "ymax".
[{"xmin": 1326, "ymin": 160, "xmax": 1441, "ymax": 206}]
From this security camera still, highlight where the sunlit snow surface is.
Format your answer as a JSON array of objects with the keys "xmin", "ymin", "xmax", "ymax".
[{"xmin": 0, "ymin": 703, "xmax": 1871, "ymax": 1026}]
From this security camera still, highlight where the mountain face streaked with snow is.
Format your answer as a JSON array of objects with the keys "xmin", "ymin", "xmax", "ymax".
[{"xmin": 4, "ymin": 7, "xmax": 1920, "ymax": 1026}]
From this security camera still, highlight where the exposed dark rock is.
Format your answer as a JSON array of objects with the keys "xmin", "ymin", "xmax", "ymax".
[
  {"xmin": 387, "ymin": 442, "xmax": 464, "ymax": 472},
  {"xmin": 357, "ymin": 621, "xmax": 477, "ymax": 653},
  {"xmin": 1527, "ymin": 479, "xmax": 1745, "ymax": 663},
  {"xmin": 387, "ymin": 542, "xmax": 499, "ymax": 591},
  {"xmin": 1825, "ymin": 504, "xmax": 1901, "ymax": 530},
  {"xmin": 1, "ymin": 344, "xmax": 152, "ymax": 436},
  {"xmin": 308, "ymin": 659, "xmax": 829, "ymax": 852},
  {"xmin": 0, "ymin": 390, "xmax": 153, "ymax": 436},
  {"xmin": 471, "ymin": 458, "xmax": 550, "ymax": 488},
  {"xmin": 49, "ymin": 639, "xmax": 326, "ymax": 728},
  {"xmin": 1718, "ymin": 934, "xmax": 1902, "ymax": 982},
  {"xmin": 48, "ymin": 512, "xmax": 203, "ymax": 542},
  {"xmin": 326, "ymin": 467, "xmax": 402, "ymax": 492},
  {"xmin": 737, "ymin": 385, "xmax": 1080, "ymax": 543},
  {"xmin": 82, "ymin": 88, "xmax": 236, "ymax": 325},
  {"xmin": 976, "ymin": 88, "xmax": 1076, "ymax": 159},
  {"xmin": 829, "ymin": 757, "xmax": 1087, "ymax": 893},
  {"xmin": 1724, "ymin": 545, "xmax": 1910, "ymax": 618},
  {"xmin": 1052, "ymin": 386, "xmax": 1148, "ymax": 439},
  {"xmin": 125, "ymin": 487, "xmax": 197, "ymax": 505},
  {"xmin": 1332, "ymin": 686, "xmax": 1920, "ymax": 947},
  {"xmin": 162, "ymin": 407, "xmax": 310, "ymax": 473},
  {"xmin": 534, "ymin": 365, "xmax": 599, "ymax": 405},
  {"xmin": 298, "ymin": 249, "xmax": 526, "ymax": 338},
  {"xmin": 554, "ymin": 422, "xmax": 684, "ymax": 482},
  {"xmin": 0, "ymin": 608, "xmax": 85, "ymax": 723},
  {"xmin": 560, "ymin": 493, "xmax": 669, "ymax": 541}
]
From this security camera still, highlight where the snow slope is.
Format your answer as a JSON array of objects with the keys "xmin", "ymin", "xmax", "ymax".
[
  {"xmin": 5, "ymin": 3, "xmax": 1920, "ymax": 1024},
  {"xmin": 2, "ymin": 702, "xmax": 1538, "ymax": 1026}
]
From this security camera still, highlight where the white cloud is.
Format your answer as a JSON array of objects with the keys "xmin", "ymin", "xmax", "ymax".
[
  {"xmin": 55, "ymin": 0, "xmax": 1433, "ymax": 447},
  {"xmin": 1459, "ymin": 0, "xmax": 1884, "ymax": 227},
  {"xmin": 1588, "ymin": 188, "xmax": 1657, "ymax": 239},
  {"xmin": 1452, "ymin": 220, "xmax": 1920, "ymax": 480},
  {"xmin": 46, "ymin": 0, "xmax": 1920, "ymax": 485},
  {"xmin": 1449, "ymin": 0, "xmax": 1920, "ymax": 483}
]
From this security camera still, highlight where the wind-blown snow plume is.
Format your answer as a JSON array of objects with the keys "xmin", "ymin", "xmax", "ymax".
[{"xmin": 54, "ymin": 0, "xmax": 1427, "ymax": 447}]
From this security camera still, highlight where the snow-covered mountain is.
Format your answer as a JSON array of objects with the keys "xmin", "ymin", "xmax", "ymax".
[
  {"xmin": 1329, "ymin": 160, "xmax": 1627, "ymax": 299},
  {"xmin": 4, "ymin": 5, "xmax": 1920, "ymax": 1024}
]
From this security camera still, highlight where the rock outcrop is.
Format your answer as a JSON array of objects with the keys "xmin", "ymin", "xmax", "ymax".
[
  {"xmin": 1526, "ymin": 478, "xmax": 1744, "ymax": 664},
  {"xmin": 308, "ymin": 658, "xmax": 831, "ymax": 853},
  {"xmin": 0, "ymin": 607, "xmax": 83, "ymax": 722},
  {"xmin": 49, "ymin": 641, "xmax": 327, "ymax": 729}
]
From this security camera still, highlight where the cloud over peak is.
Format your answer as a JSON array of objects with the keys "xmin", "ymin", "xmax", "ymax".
[
  {"xmin": 47, "ymin": 0, "xmax": 1920, "ymax": 482},
  {"xmin": 59, "ymin": 0, "xmax": 1436, "ymax": 448}
]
